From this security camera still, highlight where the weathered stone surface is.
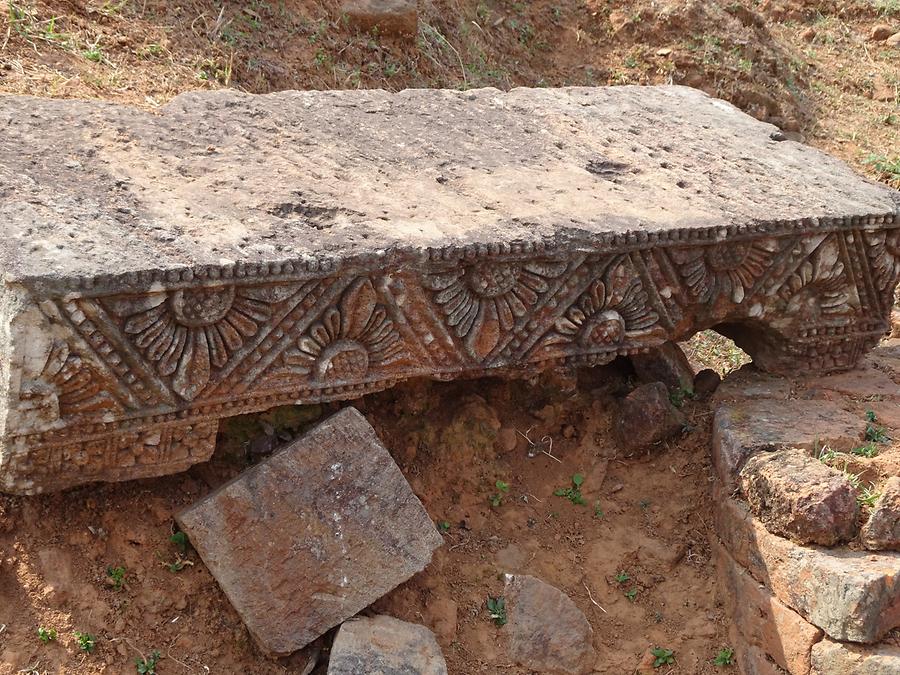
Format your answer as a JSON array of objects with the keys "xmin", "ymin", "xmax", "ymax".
[
  {"xmin": 327, "ymin": 615, "xmax": 448, "ymax": 675},
  {"xmin": 502, "ymin": 574, "xmax": 596, "ymax": 675},
  {"xmin": 861, "ymin": 476, "xmax": 900, "ymax": 551},
  {"xmin": 715, "ymin": 496, "xmax": 900, "ymax": 643},
  {"xmin": 0, "ymin": 86, "xmax": 898, "ymax": 493},
  {"xmin": 616, "ymin": 382, "xmax": 686, "ymax": 449},
  {"xmin": 342, "ymin": 0, "xmax": 417, "ymax": 36},
  {"xmin": 712, "ymin": 399, "xmax": 862, "ymax": 490},
  {"xmin": 740, "ymin": 449, "xmax": 858, "ymax": 546},
  {"xmin": 715, "ymin": 541, "xmax": 822, "ymax": 674},
  {"xmin": 810, "ymin": 639, "xmax": 900, "ymax": 675},
  {"xmin": 629, "ymin": 341, "xmax": 694, "ymax": 391},
  {"xmin": 713, "ymin": 365, "xmax": 794, "ymax": 403},
  {"xmin": 175, "ymin": 408, "xmax": 442, "ymax": 656}
]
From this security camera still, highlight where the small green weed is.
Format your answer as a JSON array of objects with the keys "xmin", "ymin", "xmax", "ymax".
[
  {"xmin": 554, "ymin": 473, "xmax": 586, "ymax": 505},
  {"xmin": 652, "ymin": 647, "xmax": 675, "ymax": 667},
  {"xmin": 864, "ymin": 410, "xmax": 890, "ymax": 444},
  {"xmin": 625, "ymin": 588, "xmax": 638, "ymax": 602},
  {"xmin": 858, "ymin": 484, "xmax": 882, "ymax": 509},
  {"xmin": 851, "ymin": 442, "xmax": 879, "ymax": 458},
  {"xmin": 486, "ymin": 596, "xmax": 507, "ymax": 626},
  {"xmin": 714, "ymin": 647, "xmax": 734, "ymax": 666},
  {"xmin": 614, "ymin": 570, "xmax": 630, "ymax": 584},
  {"xmin": 37, "ymin": 626, "xmax": 57, "ymax": 643},
  {"xmin": 865, "ymin": 155, "xmax": 900, "ymax": 185},
  {"xmin": 669, "ymin": 387, "xmax": 693, "ymax": 408},
  {"xmin": 437, "ymin": 520, "xmax": 451, "ymax": 534},
  {"xmin": 490, "ymin": 480, "xmax": 510, "ymax": 507},
  {"xmin": 593, "ymin": 502, "xmax": 604, "ymax": 519},
  {"xmin": 75, "ymin": 631, "xmax": 97, "ymax": 653},
  {"xmin": 106, "ymin": 565, "xmax": 126, "ymax": 590},
  {"xmin": 136, "ymin": 650, "xmax": 161, "ymax": 675},
  {"xmin": 170, "ymin": 531, "xmax": 188, "ymax": 554}
]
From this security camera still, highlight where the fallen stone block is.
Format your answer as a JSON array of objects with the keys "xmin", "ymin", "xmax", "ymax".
[
  {"xmin": 502, "ymin": 574, "xmax": 596, "ymax": 675},
  {"xmin": 629, "ymin": 341, "xmax": 694, "ymax": 391},
  {"xmin": 739, "ymin": 448, "xmax": 858, "ymax": 546},
  {"xmin": 861, "ymin": 476, "xmax": 900, "ymax": 551},
  {"xmin": 616, "ymin": 381, "xmax": 686, "ymax": 449},
  {"xmin": 327, "ymin": 615, "xmax": 447, "ymax": 675},
  {"xmin": 715, "ymin": 496, "xmax": 900, "ymax": 643},
  {"xmin": 1, "ymin": 86, "xmax": 898, "ymax": 494},
  {"xmin": 712, "ymin": 399, "xmax": 862, "ymax": 491},
  {"xmin": 176, "ymin": 407, "xmax": 443, "ymax": 656},
  {"xmin": 810, "ymin": 638, "xmax": 900, "ymax": 675},
  {"xmin": 341, "ymin": 0, "xmax": 417, "ymax": 37},
  {"xmin": 714, "ymin": 540, "xmax": 822, "ymax": 674},
  {"xmin": 713, "ymin": 365, "xmax": 794, "ymax": 403}
]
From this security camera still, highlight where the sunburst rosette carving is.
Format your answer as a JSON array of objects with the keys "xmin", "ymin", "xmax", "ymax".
[
  {"xmin": 776, "ymin": 240, "xmax": 854, "ymax": 324},
  {"xmin": 423, "ymin": 260, "xmax": 568, "ymax": 360},
  {"xmin": 531, "ymin": 259, "xmax": 660, "ymax": 361},
  {"xmin": 670, "ymin": 239, "xmax": 778, "ymax": 304},
  {"xmin": 282, "ymin": 278, "xmax": 407, "ymax": 383},
  {"xmin": 105, "ymin": 283, "xmax": 300, "ymax": 400}
]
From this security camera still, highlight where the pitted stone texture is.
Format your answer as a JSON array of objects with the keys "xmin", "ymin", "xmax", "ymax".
[
  {"xmin": 810, "ymin": 639, "xmax": 900, "ymax": 675},
  {"xmin": 503, "ymin": 574, "xmax": 596, "ymax": 675},
  {"xmin": 616, "ymin": 382, "xmax": 686, "ymax": 449},
  {"xmin": 327, "ymin": 615, "xmax": 447, "ymax": 675},
  {"xmin": 629, "ymin": 342, "xmax": 694, "ymax": 391},
  {"xmin": 715, "ymin": 542, "xmax": 822, "ymax": 674},
  {"xmin": 175, "ymin": 408, "xmax": 442, "ymax": 656},
  {"xmin": 861, "ymin": 476, "xmax": 900, "ymax": 551},
  {"xmin": 342, "ymin": 0, "xmax": 417, "ymax": 36},
  {"xmin": 712, "ymin": 399, "xmax": 862, "ymax": 491},
  {"xmin": 1, "ymin": 86, "xmax": 898, "ymax": 494},
  {"xmin": 740, "ymin": 449, "xmax": 858, "ymax": 546},
  {"xmin": 715, "ymin": 496, "xmax": 900, "ymax": 643}
]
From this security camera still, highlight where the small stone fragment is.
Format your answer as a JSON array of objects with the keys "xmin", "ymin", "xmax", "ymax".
[
  {"xmin": 740, "ymin": 448, "xmax": 858, "ymax": 546},
  {"xmin": 870, "ymin": 24, "xmax": 895, "ymax": 41},
  {"xmin": 714, "ymin": 541, "xmax": 822, "ymax": 673},
  {"xmin": 810, "ymin": 638, "xmax": 900, "ymax": 675},
  {"xmin": 712, "ymin": 399, "xmax": 862, "ymax": 491},
  {"xmin": 616, "ymin": 382, "xmax": 686, "ymax": 449},
  {"xmin": 861, "ymin": 477, "xmax": 900, "ymax": 551},
  {"xmin": 503, "ymin": 574, "xmax": 596, "ymax": 675},
  {"xmin": 497, "ymin": 427, "xmax": 519, "ymax": 454},
  {"xmin": 693, "ymin": 368, "xmax": 721, "ymax": 398},
  {"xmin": 715, "ymin": 496, "xmax": 900, "ymax": 643},
  {"xmin": 176, "ymin": 408, "xmax": 443, "ymax": 656},
  {"xmin": 630, "ymin": 342, "xmax": 695, "ymax": 391},
  {"xmin": 887, "ymin": 31, "xmax": 900, "ymax": 47},
  {"xmin": 327, "ymin": 615, "xmax": 448, "ymax": 675},
  {"xmin": 342, "ymin": 0, "xmax": 417, "ymax": 36}
]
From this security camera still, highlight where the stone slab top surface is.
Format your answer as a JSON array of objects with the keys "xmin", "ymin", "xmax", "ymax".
[
  {"xmin": 2, "ymin": 85, "xmax": 898, "ymax": 288},
  {"xmin": 175, "ymin": 407, "xmax": 442, "ymax": 656}
]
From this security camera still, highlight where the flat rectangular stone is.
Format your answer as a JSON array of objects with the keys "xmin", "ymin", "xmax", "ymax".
[
  {"xmin": 715, "ymin": 495, "xmax": 900, "ymax": 643},
  {"xmin": 175, "ymin": 407, "xmax": 443, "ymax": 656},
  {"xmin": 811, "ymin": 639, "xmax": 900, "ymax": 675},
  {"xmin": 714, "ymin": 540, "xmax": 822, "ymax": 674},
  {"xmin": 1, "ymin": 86, "xmax": 898, "ymax": 493}
]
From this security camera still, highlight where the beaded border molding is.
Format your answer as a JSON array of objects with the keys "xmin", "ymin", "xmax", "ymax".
[{"xmin": 2, "ymin": 215, "xmax": 898, "ymax": 493}]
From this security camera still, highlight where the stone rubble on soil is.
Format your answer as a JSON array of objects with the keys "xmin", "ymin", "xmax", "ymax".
[
  {"xmin": 1, "ymin": 85, "xmax": 898, "ymax": 495},
  {"xmin": 628, "ymin": 341, "xmax": 695, "ymax": 392},
  {"xmin": 327, "ymin": 615, "xmax": 448, "ymax": 675},
  {"xmin": 501, "ymin": 574, "xmax": 596, "ymax": 675},
  {"xmin": 340, "ymin": 0, "xmax": 417, "ymax": 37},
  {"xmin": 739, "ymin": 448, "xmax": 858, "ymax": 546},
  {"xmin": 712, "ymin": 398, "xmax": 862, "ymax": 491},
  {"xmin": 175, "ymin": 407, "xmax": 443, "ymax": 656},
  {"xmin": 615, "ymin": 381, "xmax": 686, "ymax": 450},
  {"xmin": 861, "ymin": 476, "xmax": 900, "ymax": 551}
]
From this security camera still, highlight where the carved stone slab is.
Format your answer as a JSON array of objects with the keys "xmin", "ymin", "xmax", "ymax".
[{"xmin": 0, "ymin": 86, "xmax": 898, "ymax": 493}]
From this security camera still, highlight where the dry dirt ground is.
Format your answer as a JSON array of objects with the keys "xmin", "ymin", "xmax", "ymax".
[{"xmin": 0, "ymin": 0, "xmax": 899, "ymax": 673}]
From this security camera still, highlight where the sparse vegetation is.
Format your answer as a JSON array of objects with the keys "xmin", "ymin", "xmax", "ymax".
[
  {"xmin": 486, "ymin": 596, "xmax": 507, "ymax": 626},
  {"xmin": 135, "ymin": 650, "xmax": 161, "ymax": 675},
  {"xmin": 864, "ymin": 410, "xmax": 890, "ymax": 444},
  {"xmin": 490, "ymin": 480, "xmax": 510, "ymax": 507},
  {"xmin": 106, "ymin": 565, "xmax": 126, "ymax": 590},
  {"xmin": 554, "ymin": 473, "xmax": 586, "ymax": 505},
  {"xmin": 75, "ymin": 631, "xmax": 97, "ymax": 653},
  {"xmin": 37, "ymin": 626, "xmax": 57, "ymax": 643},
  {"xmin": 652, "ymin": 647, "xmax": 676, "ymax": 667},
  {"xmin": 714, "ymin": 647, "xmax": 734, "ymax": 666}
]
